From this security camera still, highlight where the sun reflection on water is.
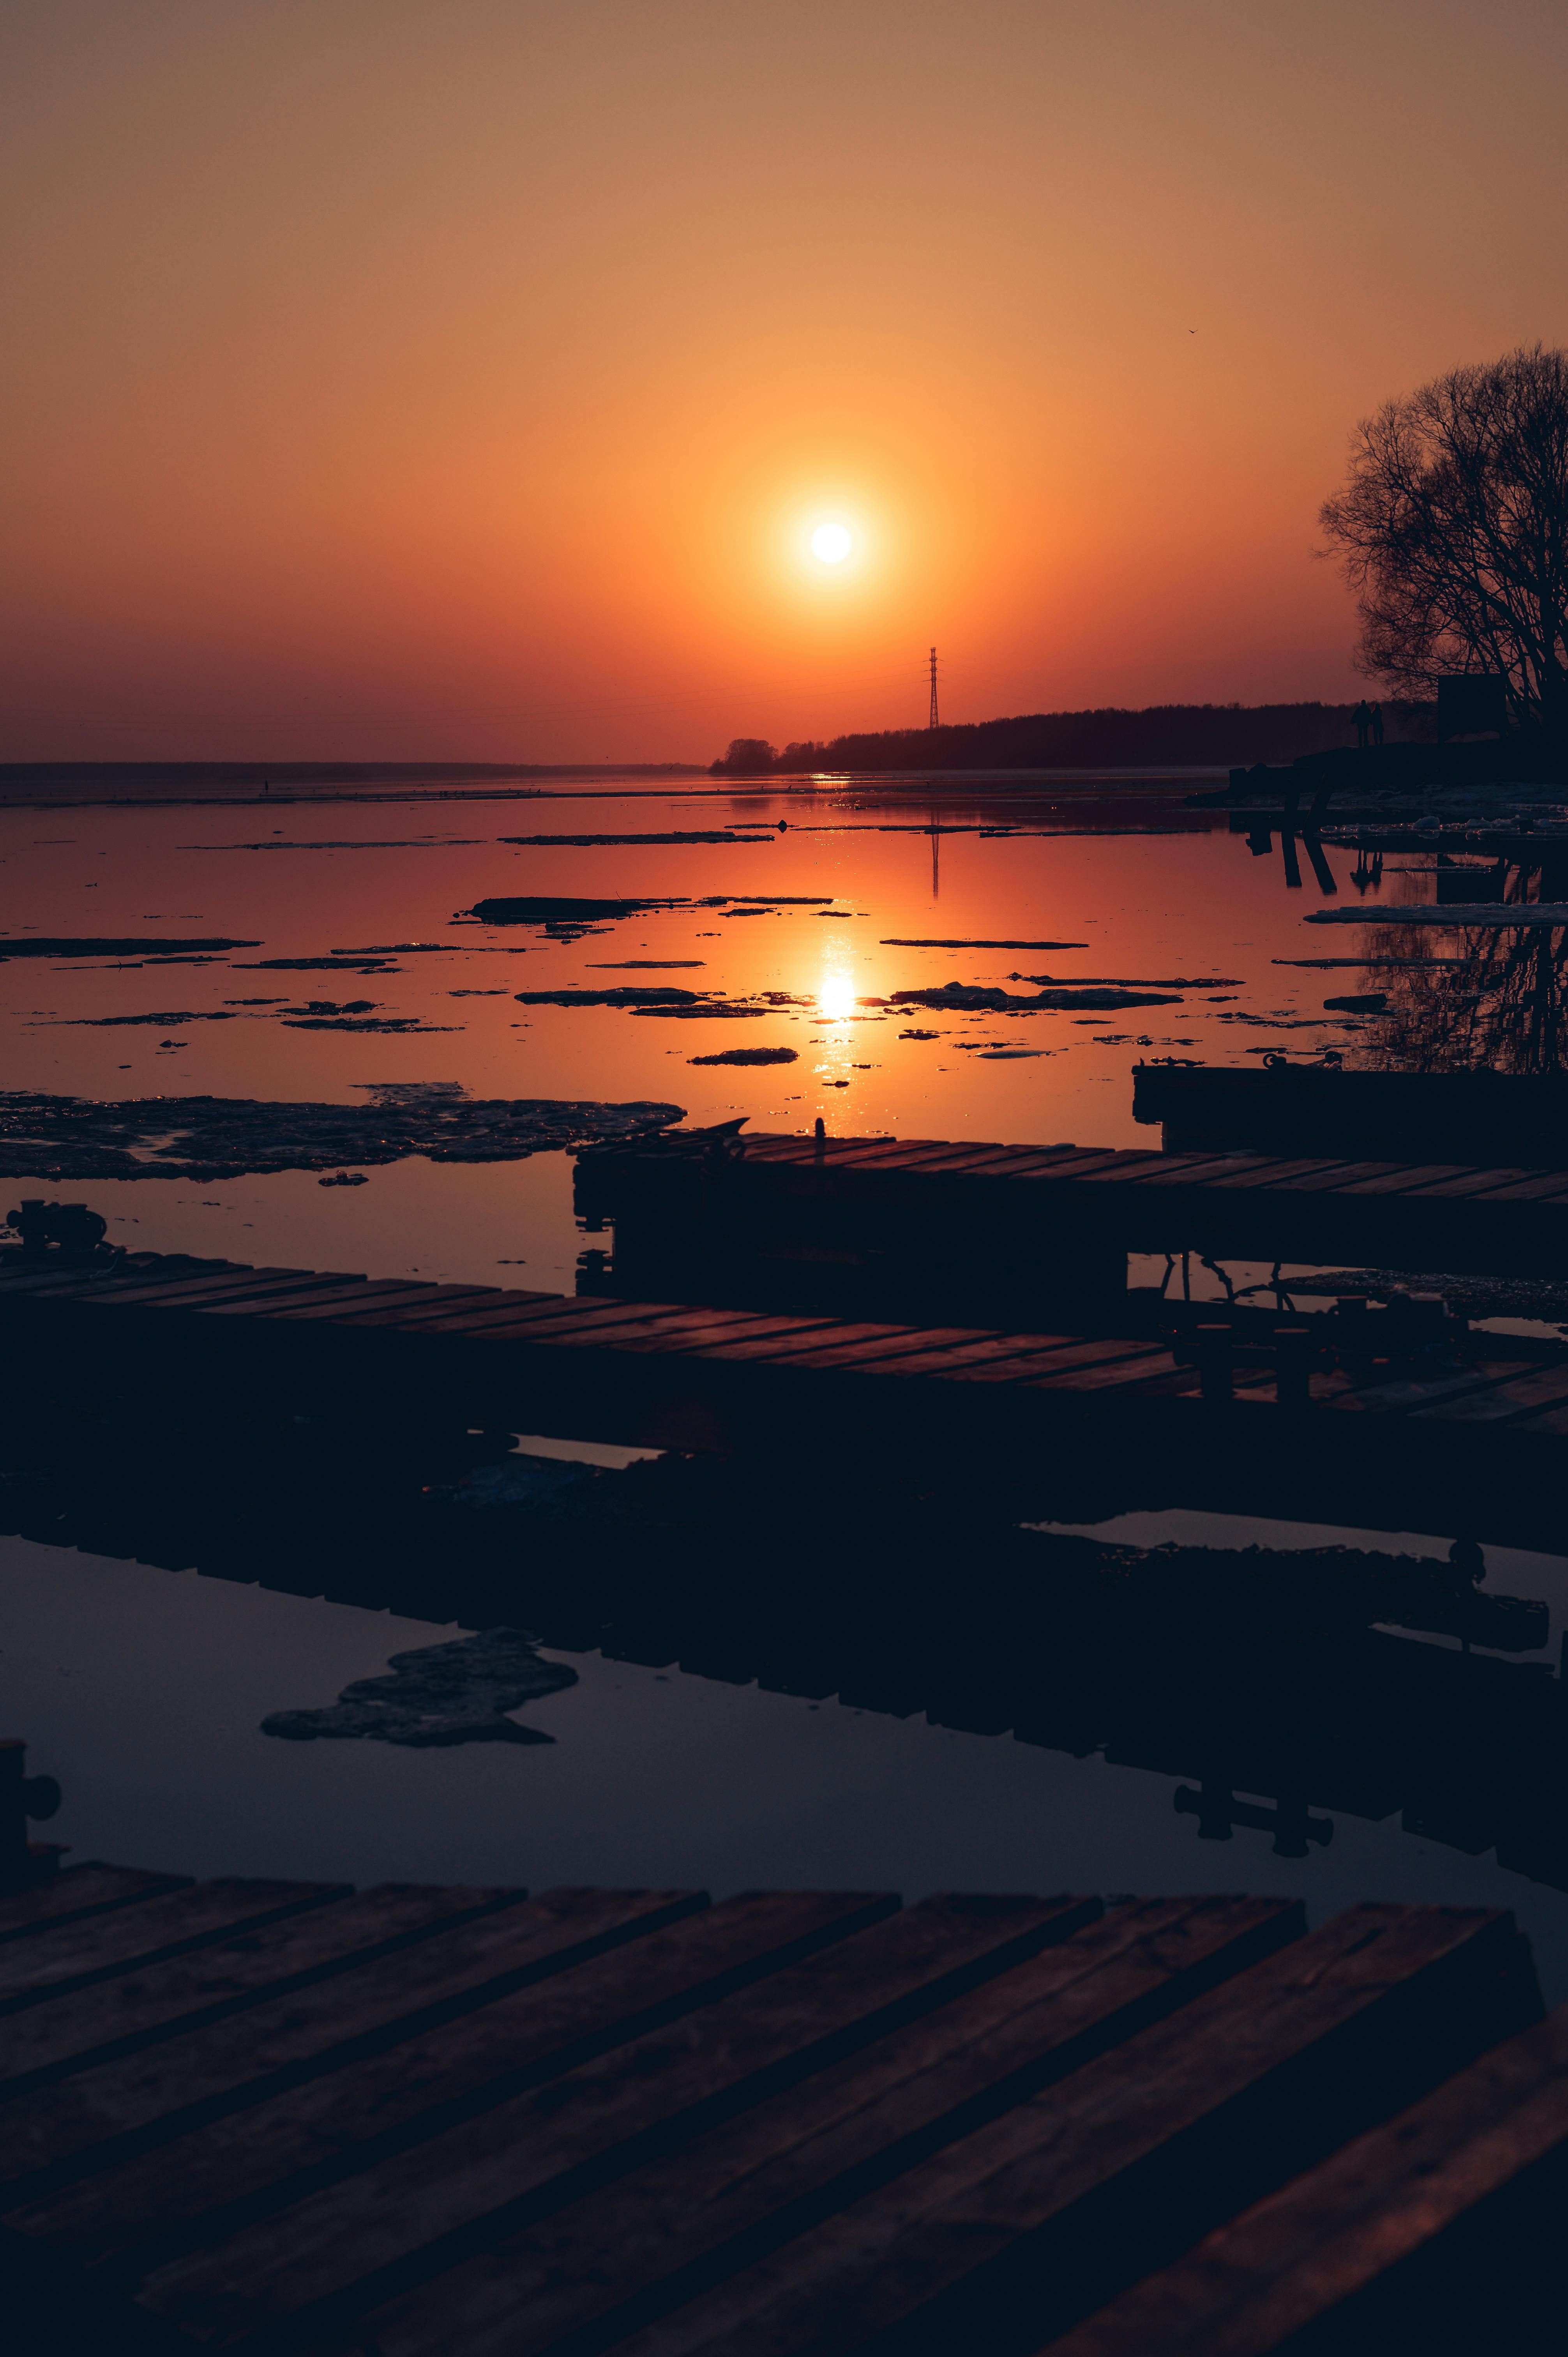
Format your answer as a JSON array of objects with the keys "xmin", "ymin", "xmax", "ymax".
[
  {"xmin": 811, "ymin": 950, "xmax": 858, "ymax": 1098},
  {"xmin": 817, "ymin": 966, "xmax": 857, "ymax": 1023}
]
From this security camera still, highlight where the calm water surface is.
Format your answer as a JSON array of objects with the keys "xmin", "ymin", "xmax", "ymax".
[{"xmin": 6, "ymin": 776, "xmax": 1568, "ymax": 1997}]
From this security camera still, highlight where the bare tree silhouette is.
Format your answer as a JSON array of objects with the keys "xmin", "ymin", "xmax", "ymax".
[{"xmin": 1320, "ymin": 345, "xmax": 1568, "ymax": 743}]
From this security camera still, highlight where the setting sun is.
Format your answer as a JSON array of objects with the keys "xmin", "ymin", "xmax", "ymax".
[{"xmin": 810, "ymin": 522, "xmax": 853, "ymax": 565}]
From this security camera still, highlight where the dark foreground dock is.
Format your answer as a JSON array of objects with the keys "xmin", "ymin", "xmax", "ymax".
[
  {"xmin": 9, "ymin": 1244, "xmax": 1568, "ymax": 1546},
  {"xmin": 1, "ymin": 1864, "xmax": 1562, "ymax": 2353}
]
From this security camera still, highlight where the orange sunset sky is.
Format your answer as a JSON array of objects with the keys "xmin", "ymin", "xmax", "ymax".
[{"xmin": 5, "ymin": 0, "xmax": 1568, "ymax": 763}]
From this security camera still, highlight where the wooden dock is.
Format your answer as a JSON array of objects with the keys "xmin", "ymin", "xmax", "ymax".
[
  {"xmin": 7, "ymin": 1246, "xmax": 1568, "ymax": 1544},
  {"xmin": 0, "ymin": 1863, "xmax": 1560, "ymax": 2353},
  {"xmin": 1130, "ymin": 1064, "xmax": 1568, "ymax": 1167},
  {"xmin": 576, "ymin": 1128, "xmax": 1568, "ymax": 1285}
]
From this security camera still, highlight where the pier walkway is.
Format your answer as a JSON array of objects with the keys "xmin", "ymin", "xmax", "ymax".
[
  {"xmin": 1, "ymin": 1863, "xmax": 1561, "ymax": 2353},
  {"xmin": 576, "ymin": 1130, "xmax": 1568, "ymax": 1281},
  {"xmin": 8, "ymin": 1247, "xmax": 1568, "ymax": 1540}
]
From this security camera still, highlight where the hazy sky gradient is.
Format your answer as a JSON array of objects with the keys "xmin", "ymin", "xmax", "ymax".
[{"xmin": 6, "ymin": 0, "xmax": 1568, "ymax": 760}]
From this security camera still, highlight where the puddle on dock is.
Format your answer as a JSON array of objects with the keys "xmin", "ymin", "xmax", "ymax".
[
  {"xmin": 7, "ymin": 1518, "xmax": 1568, "ymax": 2002},
  {"xmin": 6, "ymin": 773, "xmax": 1568, "ymax": 1998}
]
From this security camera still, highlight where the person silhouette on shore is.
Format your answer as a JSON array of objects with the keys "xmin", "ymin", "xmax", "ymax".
[
  {"xmin": 1370, "ymin": 701, "xmax": 1384, "ymax": 745},
  {"xmin": 1353, "ymin": 700, "xmax": 1372, "ymax": 749}
]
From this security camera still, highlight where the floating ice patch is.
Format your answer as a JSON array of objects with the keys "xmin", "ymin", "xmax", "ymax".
[
  {"xmin": 261, "ymin": 1627, "xmax": 577, "ymax": 1746},
  {"xmin": 498, "ymin": 829, "xmax": 775, "ymax": 847},
  {"xmin": 891, "ymin": 982, "xmax": 1182, "ymax": 1013},
  {"xmin": 688, "ymin": 1046, "xmax": 798, "ymax": 1066},
  {"xmin": 0, "ymin": 1087, "xmax": 683, "ymax": 1180}
]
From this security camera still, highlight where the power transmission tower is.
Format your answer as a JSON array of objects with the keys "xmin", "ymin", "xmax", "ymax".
[{"xmin": 927, "ymin": 647, "xmax": 939, "ymax": 730}]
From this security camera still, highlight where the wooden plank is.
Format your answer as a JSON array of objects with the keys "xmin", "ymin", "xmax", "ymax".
[
  {"xmin": 779, "ymin": 1331, "xmax": 1056, "ymax": 1380},
  {"xmin": 0, "ymin": 1869, "xmax": 190, "ymax": 1949},
  {"xmin": 1330, "ymin": 1163, "xmax": 1482, "ymax": 1197},
  {"xmin": 676, "ymin": 1320, "xmax": 920, "ymax": 1367},
  {"xmin": 1407, "ymin": 1361, "xmax": 1568, "ymax": 1426},
  {"xmin": 728, "ymin": 1138, "xmax": 830, "ymax": 1163},
  {"xmin": 605, "ymin": 1905, "xmax": 1531, "ymax": 2357},
  {"xmin": 454, "ymin": 1302, "xmax": 750, "ymax": 1354},
  {"xmin": 1036, "ymin": 2005, "xmax": 1568, "ymax": 2357},
  {"xmin": 1050, "ymin": 1151, "xmax": 1211, "ymax": 1188},
  {"xmin": 0, "ymin": 1884, "xmax": 529, "ymax": 2098},
  {"xmin": 332, "ymin": 1898, "xmax": 1301, "ymax": 2357},
  {"xmin": 936, "ymin": 1338, "xmax": 1135, "ymax": 1387},
  {"xmin": 0, "ymin": 1267, "xmax": 210, "ymax": 1302},
  {"xmin": 1450, "ymin": 1169, "xmax": 1568, "ymax": 1203},
  {"xmin": 730, "ymin": 1327, "xmax": 998, "ymax": 1375},
  {"xmin": 538, "ymin": 1306, "xmax": 798, "ymax": 1353},
  {"xmin": 67, "ymin": 1269, "xmax": 329, "ymax": 1310},
  {"xmin": 975, "ymin": 1339, "xmax": 1172, "ymax": 1389},
  {"xmin": 73, "ymin": 1264, "xmax": 328, "ymax": 1301},
  {"xmin": 1324, "ymin": 1363, "xmax": 1536, "ymax": 1419},
  {"xmin": 1203, "ymin": 1157, "xmax": 1370, "ymax": 1192},
  {"xmin": 861, "ymin": 1145, "xmax": 1036, "ymax": 1178},
  {"xmin": 1042, "ymin": 1152, "xmax": 1157, "ymax": 1182},
  {"xmin": 791, "ymin": 1145, "xmax": 997, "ymax": 1179},
  {"xmin": 1105, "ymin": 1154, "xmax": 1276, "ymax": 1189},
  {"xmin": 770, "ymin": 1143, "xmax": 945, "ymax": 1173},
  {"xmin": 12, "ymin": 1894, "xmax": 891, "ymax": 2273},
  {"xmin": 383, "ymin": 1294, "xmax": 660, "ymax": 1340},
  {"xmin": 127, "ymin": 1894, "xmax": 1098, "ymax": 2346},
  {"xmin": 609, "ymin": 1312, "xmax": 897, "ymax": 1364},
  {"xmin": 0, "ymin": 1257, "xmax": 236, "ymax": 1291},
  {"xmin": 213, "ymin": 1279, "xmax": 423, "ymax": 1321},
  {"xmin": 307, "ymin": 1287, "xmax": 531, "ymax": 1330},
  {"xmin": 1027, "ymin": 1346, "xmax": 1187, "ymax": 1396},
  {"xmin": 617, "ymin": 1314, "xmax": 852, "ymax": 1358},
  {"xmin": 0, "ymin": 1890, "xmax": 705, "ymax": 2204},
  {"xmin": 85, "ymin": 1275, "xmax": 369, "ymax": 1318},
  {"xmin": 1490, "ymin": 1392, "xmax": 1568, "ymax": 1437},
  {"xmin": 967, "ymin": 1148, "xmax": 1120, "ymax": 1180},
  {"xmin": 0, "ymin": 1883, "xmax": 346, "ymax": 2016},
  {"xmin": 1385, "ymin": 1166, "xmax": 1540, "ymax": 1200},
  {"xmin": 744, "ymin": 1139, "xmax": 933, "ymax": 1167},
  {"xmin": 833, "ymin": 1331, "xmax": 1092, "ymax": 1381}
]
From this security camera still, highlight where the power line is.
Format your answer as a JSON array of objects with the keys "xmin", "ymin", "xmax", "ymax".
[{"xmin": 928, "ymin": 646, "xmax": 939, "ymax": 731}]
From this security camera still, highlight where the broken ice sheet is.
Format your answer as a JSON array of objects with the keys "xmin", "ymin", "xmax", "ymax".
[{"xmin": 261, "ymin": 1627, "xmax": 577, "ymax": 1746}]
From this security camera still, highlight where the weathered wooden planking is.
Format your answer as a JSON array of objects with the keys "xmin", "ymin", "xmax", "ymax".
[
  {"xmin": 332, "ymin": 1898, "xmax": 1300, "ymax": 2357},
  {"xmin": 12, "ymin": 1251, "xmax": 1568, "ymax": 1548},
  {"xmin": 0, "ymin": 1890, "xmax": 705, "ymax": 2204},
  {"xmin": 1037, "ymin": 2005, "xmax": 1568, "ymax": 2357},
  {"xmin": 0, "ymin": 1881, "xmax": 346, "ymax": 2016},
  {"xmin": 125, "ymin": 1895, "xmax": 1094, "ymax": 2345},
  {"xmin": 0, "ymin": 1883, "xmax": 529, "ymax": 2098},
  {"xmin": 0, "ymin": 1887, "xmax": 1547, "ymax": 2357},
  {"xmin": 607, "ymin": 1906, "xmax": 1533, "ymax": 2357},
  {"xmin": 12, "ymin": 1893, "xmax": 893, "ymax": 2272}
]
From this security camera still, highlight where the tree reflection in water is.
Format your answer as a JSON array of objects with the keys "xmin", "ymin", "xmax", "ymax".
[{"xmin": 1361, "ymin": 862, "xmax": 1568, "ymax": 1075}]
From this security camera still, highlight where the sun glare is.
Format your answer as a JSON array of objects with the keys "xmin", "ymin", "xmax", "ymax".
[
  {"xmin": 810, "ymin": 522, "xmax": 853, "ymax": 564},
  {"xmin": 818, "ymin": 969, "xmax": 856, "ymax": 1021}
]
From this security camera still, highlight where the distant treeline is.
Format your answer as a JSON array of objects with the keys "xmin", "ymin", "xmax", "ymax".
[{"xmin": 711, "ymin": 701, "xmax": 1435, "ymax": 776}]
